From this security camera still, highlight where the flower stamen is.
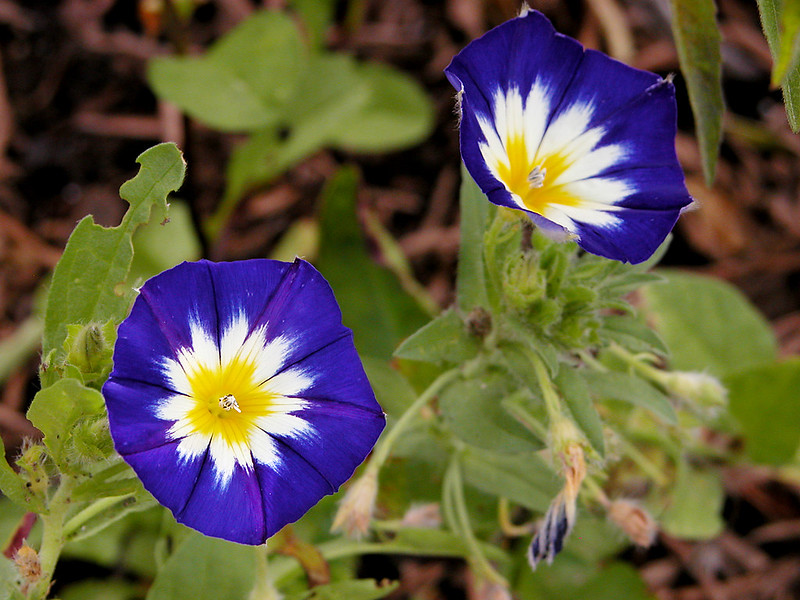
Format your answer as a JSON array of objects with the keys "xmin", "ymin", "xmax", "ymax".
[
  {"xmin": 527, "ymin": 165, "xmax": 546, "ymax": 188},
  {"xmin": 219, "ymin": 394, "xmax": 241, "ymax": 413}
]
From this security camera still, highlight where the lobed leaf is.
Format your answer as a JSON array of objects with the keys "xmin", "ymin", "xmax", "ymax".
[{"xmin": 41, "ymin": 143, "xmax": 185, "ymax": 364}]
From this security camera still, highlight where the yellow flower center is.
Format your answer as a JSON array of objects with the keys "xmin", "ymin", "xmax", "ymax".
[
  {"xmin": 495, "ymin": 133, "xmax": 582, "ymax": 215},
  {"xmin": 181, "ymin": 353, "xmax": 276, "ymax": 450}
]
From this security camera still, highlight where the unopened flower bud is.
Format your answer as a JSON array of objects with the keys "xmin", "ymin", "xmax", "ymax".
[
  {"xmin": 607, "ymin": 499, "xmax": 657, "ymax": 547},
  {"xmin": 331, "ymin": 469, "xmax": 378, "ymax": 539},
  {"xmin": 660, "ymin": 371, "xmax": 727, "ymax": 409}
]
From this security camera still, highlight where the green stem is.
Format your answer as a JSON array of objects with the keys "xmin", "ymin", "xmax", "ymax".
[
  {"xmin": 502, "ymin": 395, "xmax": 548, "ymax": 441},
  {"xmin": 249, "ymin": 545, "xmax": 281, "ymax": 600},
  {"xmin": 62, "ymin": 493, "xmax": 134, "ymax": 540},
  {"xmin": 28, "ymin": 476, "xmax": 75, "ymax": 600},
  {"xmin": 614, "ymin": 433, "xmax": 669, "ymax": 487},
  {"xmin": 528, "ymin": 349, "xmax": 562, "ymax": 423},
  {"xmin": 607, "ymin": 344, "xmax": 664, "ymax": 383},
  {"xmin": 367, "ymin": 368, "xmax": 460, "ymax": 473},
  {"xmin": 445, "ymin": 457, "xmax": 507, "ymax": 586}
]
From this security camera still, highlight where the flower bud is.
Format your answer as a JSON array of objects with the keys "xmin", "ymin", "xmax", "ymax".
[
  {"xmin": 607, "ymin": 499, "xmax": 657, "ymax": 547},
  {"xmin": 660, "ymin": 371, "xmax": 727, "ymax": 409},
  {"xmin": 331, "ymin": 469, "xmax": 378, "ymax": 539}
]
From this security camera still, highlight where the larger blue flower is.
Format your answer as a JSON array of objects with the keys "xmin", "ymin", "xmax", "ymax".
[
  {"xmin": 102, "ymin": 259, "xmax": 385, "ymax": 545},
  {"xmin": 445, "ymin": 9, "xmax": 692, "ymax": 264}
]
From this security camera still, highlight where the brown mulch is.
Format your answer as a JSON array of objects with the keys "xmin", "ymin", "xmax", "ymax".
[{"xmin": 1, "ymin": 1, "xmax": 799, "ymax": 599}]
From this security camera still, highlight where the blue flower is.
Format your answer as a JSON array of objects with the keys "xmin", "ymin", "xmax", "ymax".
[
  {"xmin": 102, "ymin": 259, "xmax": 385, "ymax": 545},
  {"xmin": 445, "ymin": 9, "xmax": 692, "ymax": 264}
]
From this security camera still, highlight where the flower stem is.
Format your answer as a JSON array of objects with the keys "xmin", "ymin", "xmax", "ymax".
[
  {"xmin": 28, "ymin": 476, "xmax": 74, "ymax": 600},
  {"xmin": 367, "ymin": 368, "xmax": 460, "ymax": 473},
  {"xmin": 445, "ymin": 457, "xmax": 507, "ymax": 586},
  {"xmin": 528, "ymin": 349, "xmax": 562, "ymax": 423},
  {"xmin": 249, "ymin": 545, "xmax": 282, "ymax": 600}
]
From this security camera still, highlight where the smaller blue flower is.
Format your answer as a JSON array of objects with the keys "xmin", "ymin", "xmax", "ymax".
[
  {"xmin": 445, "ymin": 9, "xmax": 692, "ymax": 264},
  {"xmin": 102, "ymin": 259, "xmax": 385, "ymax": 545}
]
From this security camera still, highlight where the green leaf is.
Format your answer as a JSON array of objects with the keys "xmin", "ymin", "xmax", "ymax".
[
  {"xmin": 147, "ymin": 11, "xmax": 305, "ymax": 131},
  {"xmin": 146, "ymin": 534, "xmax": 257, "ymax": 600},
  {"xmin": 362, "ymin": 357, "xmax": 417, "ymax": 418},
  {"xmin": 456, "ymin": 167, "xmax": 493, "ymax": 312},
  {"xmin": 293, "ymin": 580, "xmax": 398, "ymax": 600},
  {"xmin": 759, "ymin": 0, "xmax": 800, "ymax": 130},
  {"xmin": 60, "ymin": 579, "xmax": 140, "ymax": 600},
  {"xmin": 641, "ymin": 271, "xmax": 777, "ymax": 378},
  {"xmin": 129, "ymin": 201, "xmax": 201, "ymax": 285},
  {"xmin": 394, "ymin": 309, "xmax": 480, "ymax": 364},
  {"xmin": 555, "ymin": 367, "xmax": 605, "ymax": 456},
  {"xmin": 26, "ymin": 378, "xmax": 104, "ymax": 471},
  {"xmin": 661, "ymin": 463, "xmax": 724, "ymax": 539},
  {"xmin": 42, "ymin": 143, "xmax": 185, "ymax": 364},
  {"xmin": 327, "ymin": 62, "xmax": 434, "ymax": 153},
  {"xmin": 439, "ymin": 372, "xmax": 543, "ymax": 454},
  {"xmin": 460, "ymin": 447, "xmax": 559, "ymax": 512},
  {"xmin": 315, "ymin": 167, "xmax": 428, "ymax": 359},
  {"xmin": 582, "ymin": 371, "xmax": 677, "ymax": 424},
  {"xmin": 772, "ymin": 0, "xmax": 800, "ymax": 85},
  {"xmin": 599, "ymin": 314, "xmax": 668, "ymax": 356},
  {"xmin": 669, "ymin": 0, "xmax": 724, "ymax": 183},
  {"xmin": 289, "ymin": 0, "xmax": 336, "ymax": 49},
  {"xmin": 0, "ymin": 435, "xmax": 45, "ymax": 513},
  {"xmin": 726, "ymin": 359, "xmax": 800, "ymax": 464}
]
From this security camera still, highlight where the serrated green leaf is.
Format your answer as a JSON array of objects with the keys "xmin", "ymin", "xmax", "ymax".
[
  {"xmin": 460, "ymin": 447, "xmax": 559, "ymax": 512},
  {"xmin": 555, "ymin": 367, "xmax": 605, "ymax": 456},
  {"xmin": 327, "ymin": 62, "xmax": 434, "ymax": 152},
  {"xmin": 394, "ymin": 309, "xmax": 480, "ymax": 364},
  {"xmin": 726, "ymin": 359, "xmax": 800, "ymax": 464},
  {"xmin": 457, "ymin": 168, "xmax": 493, "ymax": 312},
  {"xmin": 582, "ymin": 371, "xmax": 677, "ymax": 424},
  {"xmin": 26, "ymin": 378, "xmax": 104, "ymax": 471},
  {"xmin": 439, "ymin": 372, "xmax": 543, "ymax": 454},
  {"xmin": 316, "ymin": 167, "xmax": 428, "ymax": 359},
  {"xmin": 661, "ymin": 463, "xmax": 724, "ymax": 539},
  {"xmin": 641, "ymin": 270, "xmax": 777, "ymax": 377},
  {"xmin": 670, "ymin": 0, "xmax": 724, "ymax": 183},
  {"xmin": 147, "ymin": 11, "xmax": 305, "ymax": 131},
  {"xmin": 42, "ymin": 143, "xmax": 185, "ymax": 363},
  {"xmin": 146, "ymin": 534, "xmax": 256, "ymax": 600},
  {"xmin": 758, "ymin": 0, "xmax": 800, "ymax": 131},
  {"xmin": 599, "ymin": 314, "xmax": 668, "ymax": 356},
  {"xmin": 294, "ymin": 580, "xmax": 398, "ymax": 600}
]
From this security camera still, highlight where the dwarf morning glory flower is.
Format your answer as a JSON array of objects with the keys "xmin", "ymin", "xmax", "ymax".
[
  {"xmin": 102, "ymin": 259, "xmax": 385, "ymax": 545},
  {"xmin": 445, "ymin": 9, "xmax": 692, "ymax": 264}
]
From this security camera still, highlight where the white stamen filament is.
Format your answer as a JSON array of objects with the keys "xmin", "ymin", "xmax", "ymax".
[
  {"xmin": 528, "ymin": 165, "xmax": 546, "ymax": 188},
  {"xmin": 219, "ymin": 394, "xmax": 241, "ymax": 413}
]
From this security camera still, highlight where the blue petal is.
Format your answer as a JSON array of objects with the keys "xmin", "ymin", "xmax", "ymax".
[
  {"xmin": 103, "ymin": 379, "xmax": 176, "ymax": 455},
  {"xmin": 178, "ymin": 462, "xmax": 267, "ymax": 545}
]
